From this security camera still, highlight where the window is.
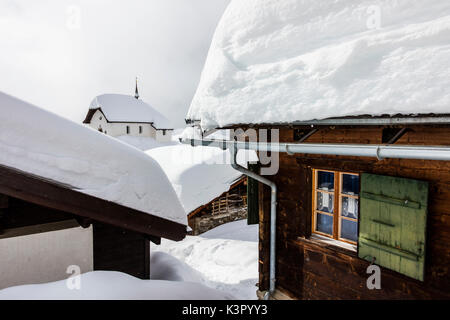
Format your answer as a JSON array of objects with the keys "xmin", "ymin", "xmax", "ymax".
[
  {"xmin": 126, "ymin": 126, "xmax": 130, "ymax": 134},
  {"xmin": 162, "ymin": 129, "xmax": 166, "ymax": 136},
  {"xmin": 139, "ymin": 126, "xmax": 143, "ymax": 134},
  {"xmin": 312, "ymin": 169, "xmax": 360, "ymax": 244}
]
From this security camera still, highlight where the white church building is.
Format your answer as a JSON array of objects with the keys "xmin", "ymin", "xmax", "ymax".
[{"xmin": 83, "ymin": 83, "xmax": 173, "ymax": 142}]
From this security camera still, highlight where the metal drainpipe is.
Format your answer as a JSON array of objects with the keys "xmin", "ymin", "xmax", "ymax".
[{"xmin": 229, "ymin": 142, "xmax": 277, "ymax": 300}]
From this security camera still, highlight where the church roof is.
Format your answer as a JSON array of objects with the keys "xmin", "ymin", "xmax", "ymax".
[{"xmin": 84, "ymin": 94, "xmax": 172, "ymax": 129}]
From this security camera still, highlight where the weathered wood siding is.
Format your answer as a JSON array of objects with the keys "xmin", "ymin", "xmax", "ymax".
[
  {"xmin": 93, "ymin": 222, "xmax": 150, "ymax": 279},
  {"xmin": 257, "ymin": 126, "xmax": 450, "ymax": 299}
]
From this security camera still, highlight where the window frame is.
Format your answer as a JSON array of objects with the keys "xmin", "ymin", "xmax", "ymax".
[{"xmin": 312, "ymin": 169, "xmax": 360, "ymax": 245}]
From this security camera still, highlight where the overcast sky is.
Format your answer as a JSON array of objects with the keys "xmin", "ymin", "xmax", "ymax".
[{"xmin": 0, "ymin": 0, "xmax": 230, "ymax": 128}]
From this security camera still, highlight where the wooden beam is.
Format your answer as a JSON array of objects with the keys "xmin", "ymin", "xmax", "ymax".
[
  {"xmin": 75, "ymin": 216, "xmax": 93, "ymax": 229},
  {"xmin": 293, "ymin": 128, "xmax": 319, "ymax": 142},
  {"xmin": 146, "ymin": 235, "xmax": 161, "ymax": 245},
  {"xmin": 0, "ymin": 164, "xmax": 186, "ymax": 241},
  {"xmin": 0, "ymin": 194, "xmax": 8, "ymax": 209},
  {"xmin": 382, "ymin": 127, "xmax": 410, "ymax": 144},
  {"xmin": 0, "ymin": 219, "xmax": 80, "ymax": 239}
]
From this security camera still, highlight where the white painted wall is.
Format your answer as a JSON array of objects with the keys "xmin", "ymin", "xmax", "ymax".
[
  {"xmin": 0, "ymin": 226, "xmax": 93, "ymax": 290},
  {"xmin": 88, "ymin": 110, "xmax": 158, "ymax": 139},
  {"xmin": 88, "ymin": 110, "xmax": 108, "ymax": 134},
  {"xmin": 156, "ymin": 129, "xmax": 173, "ymax": 142}
]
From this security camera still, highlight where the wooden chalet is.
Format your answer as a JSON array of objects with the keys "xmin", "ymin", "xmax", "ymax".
[
  {"xmin": 187, "ymin": 176, "xmax": 251, "ymax": 235},
  {"xmin": 182, "ymin": 0, "xmax": 450, "ymax": 300},
  {"xmin": 231, "ymin": 116, "xmax": 450, "ymax": 299},
  {"xmin": 0, "ymin": 164, "xmax": 186, "ymax": 289}
]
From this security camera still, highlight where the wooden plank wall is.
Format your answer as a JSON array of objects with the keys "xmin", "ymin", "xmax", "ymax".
[
  {"xmin": 257, "ymin": 126, "xmax": 450, "ymax": 299},
  {"xmin": 93, "ymin": 222, "xmax": 150, "ymax": 279}
]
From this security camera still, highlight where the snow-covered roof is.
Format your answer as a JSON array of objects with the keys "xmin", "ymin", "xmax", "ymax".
[
  {"xmin": 146, "ymin": 141, "xmax": 257, "ymax": 214},
  {"xmin": 187, "ymin": 0, "xmax": 450, "ymax": 130},
  {"xmin": 0, "ymin": 91, "xmax": 186, "ymax": 225},
  {"xmin": 88, "ymin": 93, "xmax": 172, "ymax": 129}
]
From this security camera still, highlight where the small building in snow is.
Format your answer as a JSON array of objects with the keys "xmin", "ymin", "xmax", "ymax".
[
  {"xmin": 83, "ymin": 83, "xmax": 173, "ymax": 142},
  {"xmin": 146, "ymin": 140, "xmax": 258, "ymax": 235},
  {"xmin": 186, "ymin": 176, "xmax": 249, "ymax": 235},
  {"xmin": 0, "ymin": 91, "xmax": 186, "ymax": 290}
]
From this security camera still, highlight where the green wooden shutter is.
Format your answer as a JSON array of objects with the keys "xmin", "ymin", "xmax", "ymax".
[
  {"xmin": 247, "ymin": 163, "xmax": 259, "ymax": 225},
  {"xmin": 358, "ymin": 173, "xmax": 428, "ymax": 281}
]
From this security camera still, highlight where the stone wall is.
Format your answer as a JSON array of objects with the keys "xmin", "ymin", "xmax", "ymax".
[{"xmin": 191, "ymin": 208, "xmax": 247, "ymax": 235}]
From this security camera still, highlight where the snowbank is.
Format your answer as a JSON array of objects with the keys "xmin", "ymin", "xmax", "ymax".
[
  {"xmin": 116, "ymin": 135, "xmax": 176, "ymax": 151},
  {"xmin": 0, "ymin": 271, "xmax": 234, "ymax": 300},
  {"xmin": 187, "ymin": 0, "xmax": 450, "ymax": 129},
  {"xmin": 146, "ymin": 144, "xmax": 257, "ymax": 214},
  {"xmin": 90, "ymin": 94, "xmax": 172, "ymax": 129},
  {"xmin": 200, "ymin": 219, "xmax": 258, "ymax": 242},
  {"xmin": 152, "ymin": 220, "xmax": 259, "ymax": 299},
  {"xmin": 0, "ymin": 91, "xmax": 186, "ymax": 225}
]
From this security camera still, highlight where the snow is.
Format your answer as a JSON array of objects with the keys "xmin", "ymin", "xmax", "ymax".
[
  {"xmin": 0, "ymin": 91, "xmax": 186, "ymax": 225},
  {"xmin": 201, "ymin": 219, "xmax": 258, "ymax": 242},
  {"xmin": 146, "ymin": 143, "xmax": 257, "ymax": 214},
  {"xmin": 0, "ymin": 271, "xmax": 234, "ymax": 300},
  {"xmin": 151, "ymin": 220, "xmax": 259, "ymax": 299},
  {"xmin": 187, "ymin": 0, "xmax": 450, "ymax": 129},
  {"xmin": 90, "ymin": 93, "xmax": 172, "ymax": 129},
  {"xmin": 116, "ymin": 135, "xmax": 176, "ymax": 151},
  {"xmin": 0, "ymin": 220, "xmax": 257, "ymax": 300}
]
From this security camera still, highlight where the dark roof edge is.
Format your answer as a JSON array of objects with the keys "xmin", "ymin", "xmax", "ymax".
[
  {"xmin": 83, "ymin": 108, "xmax": 173, "ymax": 130},
  {"xmin": 289, "ymin": 114, "xmax": 450, "ymax": 126},
  {"xmin": 0, "ymin": 164, "xmax": 186, "ymax": 241},
  {"xmin": 193, "ymin": 113, "xmax": 450, "ymax": 129}
]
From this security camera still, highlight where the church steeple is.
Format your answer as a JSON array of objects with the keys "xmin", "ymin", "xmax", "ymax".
[{"xmin": 134, "ymin": 77, "xmax": 139, "ymax": 99}]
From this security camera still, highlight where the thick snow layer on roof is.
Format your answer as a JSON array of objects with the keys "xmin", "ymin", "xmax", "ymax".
[
  {"xmin": 0, "ymin": 92, "xmax": 186, "ymax": 225},
  {"xmin": 0, "ymin": 271, "xmax": 234, "ymax": 300},
  {"xmin": 115, "ymin": 135, "xmax": 175, "ymax": 151},
  {"xmin": 146, "ymin": 144, "xmax": 257, "ymax": 214},
  {"xmin": 90, "ymin": 93, "xmax": 172, "ymax": 129},
  {"xmin": 187, "ymin": 0, "xmax": 450, "ymax": 129}
]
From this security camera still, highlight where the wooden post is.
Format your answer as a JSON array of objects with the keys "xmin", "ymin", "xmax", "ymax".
[
  {"xmin": 0, "ymin": 194, "xmax": 8, "ymax": 234},
  {"xmin": 93, "ymin": 222, "xmax": 150, "ymax": 279},
  {"xmin": 247, "ymin": 163, "xmax": 260, "ymax": 225}
]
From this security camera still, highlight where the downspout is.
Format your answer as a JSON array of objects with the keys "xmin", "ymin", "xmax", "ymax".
[{"xmin": 229, "ymin": 141, "xmax": 277, "ymax": 300}]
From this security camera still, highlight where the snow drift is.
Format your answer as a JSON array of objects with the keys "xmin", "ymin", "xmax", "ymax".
[
  {"xmin": 0, "ymin": 91, "xmax": 186, "ymax": 225},
  {"xmin": 187, "ymin": 0, "xmax": 450, "ymax": 129},
  {"xmin": 152, "ymin": 220, "xmax": 259, "ymax": 299},
  {"xmin": 0, "ymin": 271, "xmax": 234, "ymax": 300}
]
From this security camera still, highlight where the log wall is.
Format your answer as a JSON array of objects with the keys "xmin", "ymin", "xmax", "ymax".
[{"xmin": 256, "ymin": 125, "xmax": 450, "ymax": 299}]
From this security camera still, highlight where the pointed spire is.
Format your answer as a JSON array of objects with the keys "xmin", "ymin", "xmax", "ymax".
[{"xmin": 134, "ymin": 77, "xmax": 139, "ymax": 99}]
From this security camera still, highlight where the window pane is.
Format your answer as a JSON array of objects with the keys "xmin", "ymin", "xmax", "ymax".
[
  {"xmin": 316, "ymin": 213, "xmax": 333, "ymax": 235},
  {"xmin": 316, "ymin": 191, "xmax": 334, "ymax": 213},
  {"xmin": 341, "ymin": 196, "xmax": 358, "ymax": 219},
  {"xmin": 340, "ymin": 219, "xmax": 358, "ymax": 242},
  {"xmin": 342, "ymin": 174, "xmax": 359, "ymax": 195},
  {"xmin": 317, "ymin": 171, "xmax": 334, "ymax": 191}
]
